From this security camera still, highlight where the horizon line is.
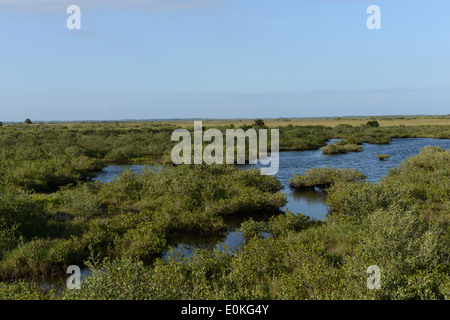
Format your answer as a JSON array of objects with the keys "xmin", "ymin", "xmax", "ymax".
[{"xmin": 2, "ymin": 114, "xmax": 450, "ymax": 124}]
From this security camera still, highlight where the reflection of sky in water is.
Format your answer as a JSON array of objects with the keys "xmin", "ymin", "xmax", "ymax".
[{"xmin": 92, "ymin": 164, "xmax": 160, "ymax": 184}]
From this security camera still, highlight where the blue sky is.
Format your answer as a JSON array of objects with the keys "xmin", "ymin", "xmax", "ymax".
[{"xmin": 1, "ymin": 0, "xmax": 449, "ymax": 121}]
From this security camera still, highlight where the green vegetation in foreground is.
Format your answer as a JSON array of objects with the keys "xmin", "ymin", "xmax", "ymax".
[
  {"xmin": 320, "ymin": 140, "xmax": 363, "ymax": 155},
  {"xmin": 0, "ymin": 165, "xmax": 285, "ymax": 280},
  {"xmin": 289, "ymin": 167, "xmax": 366, "ymax": 190},
  {"xmin": 0, "ymin": 146, "xmax": 449, "ymax": 300}
]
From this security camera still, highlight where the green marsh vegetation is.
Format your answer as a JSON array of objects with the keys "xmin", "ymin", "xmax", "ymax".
[
  {"xmin": 320, "ymin": 140, "xmax": 363, "ymax": 155},
  {"xmin": 0, "ymin": 119, "xmax": 449, "ymax": 299},
  {"xmin": 0, "ymin": 165, "xmax": 286, "ymax": 280}
]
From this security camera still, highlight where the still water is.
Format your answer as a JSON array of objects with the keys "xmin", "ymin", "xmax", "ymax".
[{"xmin": 92, "ymin": 138, "xmax": 450, "ymax": 257}]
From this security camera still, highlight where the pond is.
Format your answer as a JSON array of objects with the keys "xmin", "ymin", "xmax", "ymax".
[{"xmin": 92, "ymin": 138, "xmax": 450, "ymax": 258}]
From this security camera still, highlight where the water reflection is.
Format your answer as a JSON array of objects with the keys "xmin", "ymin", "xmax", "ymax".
[
  {"xmin": 291, "ymin": 188, "xmax": 326, "ymax": 204},
  {"xmin": 163, "ymin": 211, "xmax": 276, "ymax": 259},
  {"xmin": 91, "ymin": 164, "xmax": 159, "ymax": 184}
]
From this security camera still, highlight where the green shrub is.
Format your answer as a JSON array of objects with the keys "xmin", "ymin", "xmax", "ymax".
[
  {"xmin": 61, "ymin": 183, "xmax": 102, "ymax": 218},
  {"xmin": 239, "ymin": 218, "xmax": 266, "ymax": 241},
  {"xmin": 60, "ymin": 258, "xmax": 154, "ymax": 300},
  {"xmin": 0, "ymin": 220, "xmax": 20, "ymax": 257},
  {"xmin": 341, "ymin": 206, "xmax": 446, "ymax": 299},
  {"xmin": 366, "ymin": 120, "xmax": 380, "ymax": 128},
  {"xmin": 254, "ymin": 119, "xmax": 265, "ymax": 127},
  {"xmin": 118, "ymin": 223, "xmax": 167, "ymax": 259},
  {"xmin": 321, "ymin": 140, "xmax": 362, "ymax": 154},
  {"xmin": 267, "ymin": 210, "xmax": 315, "ymax": 238},
  {"xmin": 0, "ymin": 188, "xmax": 48, "ymax": 238},
  {"xmin": 0, "ymin": 281, "xmax": 52, "ymax": 300}
]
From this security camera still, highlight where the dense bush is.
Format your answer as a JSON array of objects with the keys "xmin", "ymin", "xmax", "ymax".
[
  {"xmin": 321, "ymin": 140, "xmax": 363, "ymax": 154},
  {"xmin": 60, "ymin": 183, "xmax": 102, "ymax": 218},
  {"xmin": 0, "ymin": 280, "xmax": 51, "ymax": 300},
  {"xmin": 0, "ymin": 188, "xmax": 48, "ymax": 240},
  {"xmin": 239, "ymin": 218, "xmax": 266, "ymax": 241},
  {"xmin": 366, "ymin": 120, "xmax": 380, "ymax": 128}
]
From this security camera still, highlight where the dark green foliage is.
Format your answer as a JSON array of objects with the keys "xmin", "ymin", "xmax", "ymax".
[
  {"xmin": 266, "ymin": 210, "xmax": 316, "ymax": 238},
  {"xmin": 0, "ymin": 280, "xmax": 52, "ymax": 300},
  {"xmin": 278, "ymin": 125, "xmax": 330, "ymax": 151},
  {"xmin": 0, "ymin": 188, "xmax": 48, "ymax": 240},
  {"xmin": 366, "ymin": 120, "xmax": 380, "ymax": 128},
  {"xmin": 254, "ymin": 119, "xmax": 265, "ymax": 127},
  {"xmin": 321, "ymin": 140, "xmax": 363, "ymax": 154},
  {"xmin": 239, "ymin": 218, "xmax": 266, "ymax": 241},
  {"xmin": 239, "ymin": 211, "xmax": 316, "ymax": 241}
]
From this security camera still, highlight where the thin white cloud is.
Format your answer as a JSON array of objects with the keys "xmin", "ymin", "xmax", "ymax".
[{"xmin": 0, "ymin": 0, "xmax": 226, "ymax": 12}]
